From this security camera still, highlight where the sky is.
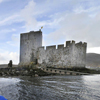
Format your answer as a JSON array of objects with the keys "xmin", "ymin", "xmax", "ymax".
[{"xmin": 0, "ymin": 0, "xmax": 100, "ymax": 64}]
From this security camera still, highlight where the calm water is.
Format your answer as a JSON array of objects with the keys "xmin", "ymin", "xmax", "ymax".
[{"xmin": 0, "ymin": 75, "xmax": 100, "ymax": 100}]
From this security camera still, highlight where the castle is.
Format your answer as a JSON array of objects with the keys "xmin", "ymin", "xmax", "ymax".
[{"xmin": 19, "ymin": 30, "xmax": 87, "ymax": 68}]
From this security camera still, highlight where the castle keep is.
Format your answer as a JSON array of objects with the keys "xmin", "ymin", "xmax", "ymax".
[
  {"xmin": 20, "ymin": 31, "xmax": 42, "ymax": 65},
  {"xmin": 19, "ymin": 30, "xmax": 87, "ymax": 68}
]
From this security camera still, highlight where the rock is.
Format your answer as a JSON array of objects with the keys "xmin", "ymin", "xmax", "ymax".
[
  {"xmin": 2, "ymin": 74, "xmax": 6, "ymax": 77},
  {"xmin": 7, "ymin": 72, "xmax": 9, "ymax": 75},
  {"xmin": 30, "ymin": 69, "xmax": 33, "ymax": 72},
  {"xmin": 8, "ymin": 60, "xmax": 13, "ymax": 68},
  {"xmin": 35, "ymin": 71, "xmax": 37, "ymax": 73},
  {"xmin": 23, "ymin": 70, "xmax": 28, "ymax": 75},
  {"xmin": 35, "ymin": 74, "xmax": 38, "ymax": 77},
  {"xmin": 12, "ymin": 69, "xmax": 15, "ymax": 72},
  {"xmin": 16, "ymin": 71, "xmax": 20, "ymax": 74},
  {"xmin": 2, "ymin": 72, "xmax": 4, "ymax": 75}
]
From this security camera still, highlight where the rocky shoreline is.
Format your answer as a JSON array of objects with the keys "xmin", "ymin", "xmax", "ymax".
[
  {"xmin": 0, "ymin": 66, "xmax": 52, "ymax": 77},
  {"xmin": 0, "ymin": 65, "xmax": 100, "ymax": 77}
]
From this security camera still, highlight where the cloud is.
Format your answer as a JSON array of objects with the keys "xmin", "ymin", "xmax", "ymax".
[
  {"xmin": 19, "ymin": 0, "xmax": 69, "ymax": 31},
  {"xmin": 0, "ymin": 50, "xmax": 19, "ymax": 64},
  {"xmin": 6, "ymin": 33, "xmax": 20, "ymax": 47},
  {"xmin": 42, "ymin": 9, "xmax": 100, "ymax": 48},
  {"xmin": 20, "ymin": 0, "xmax": 38, "ymax": 31},
  {"xmin": 0, "ymin": 28, "xmax": 17, "ymax": 41},
  {"xmin": 0, "ymin": 14, "xmax": 21, "ymax": 26},
  {"xmin": 0, "ymin": 0, "xmax": 11, "ymax": 4},
  {"xmin": 18, "ymin": 0, "xmax": 100, "ymax": 49},
  {"xmin": 0, "ymin": 0, "xmax": 3, "ymax": 3}
]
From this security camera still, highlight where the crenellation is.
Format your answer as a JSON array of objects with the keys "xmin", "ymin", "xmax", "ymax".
[
  {"xmin": 72, "ymin": 40, "xmax": 75, "ymax": 44},
  {"xmin": 57, "ymin": 44, "xmax": 64, "ymax": 49},
  {"xmin": 19, "ymin": 30, "xmax": 87, "ymax": 68},
  {"xmin": 46, "ymin": 45, "xmax": 56, "ymax": 50},
  {"xmin": 66, "ymin": 41, "xmax": 71, "ymax": 47},
  {"xmin": 83, "ymin": 42, "xmax": 87, "ymax": 47},
  {"xmin": 75, "ymin": 41, "xmax": 83, "ymax": 47}
]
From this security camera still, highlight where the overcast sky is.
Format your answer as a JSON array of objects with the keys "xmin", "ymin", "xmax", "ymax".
[{"xmin": 0, "ymin": 0, "xmax": 100, "ymax": 64}]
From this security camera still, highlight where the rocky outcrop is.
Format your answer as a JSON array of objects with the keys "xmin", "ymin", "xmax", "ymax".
[{"xmin": 0, "ymin": 66, "xmax": 50, "ymax": 77}]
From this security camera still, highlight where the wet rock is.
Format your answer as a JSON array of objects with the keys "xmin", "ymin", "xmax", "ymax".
[
  {"xmin": 2, "ymin": 72, "xmax": 4, "ymax": 75},
  {"xmin": 30, "ymin": 69, "xmax": 33, "ymax": 72},
  {"xmin": 16, "ymin": 71, "xmax": 20, "ymax": 74},
  {"xmin": 2, "ymin": 74, "xmax": 6, "ymax": 77},
  {"xmin": 0, "ymin": 67, "xmax": 49, "ymax": 77},
  {"xmin": 23, "ymin": 70, "xmax": 28, "ymax": 75},
  {"xmin": 35, "ymin": 74, "xmax": 38, "ymax": 77}
]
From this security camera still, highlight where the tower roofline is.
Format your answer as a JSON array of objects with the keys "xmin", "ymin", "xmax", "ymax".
[{"xmin": 21, "ymin": 30, "xmax": 42, "ymax": 35}]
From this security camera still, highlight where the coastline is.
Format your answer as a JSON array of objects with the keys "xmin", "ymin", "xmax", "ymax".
[{"xmin": 0, "ymin": 65, "xmax": 100, "ymax": 77}]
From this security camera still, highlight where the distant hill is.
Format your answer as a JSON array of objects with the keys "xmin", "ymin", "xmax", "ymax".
[{"xmin": 86, "ymin": 53, "xmax": 100, "ymax": 67}]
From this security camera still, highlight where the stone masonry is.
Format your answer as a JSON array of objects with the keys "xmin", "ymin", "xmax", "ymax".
[
  {"xmin": 19, "ymin": 30, "xmax": 87, "ymax": 68},
  {"xmin": 20, "ymin": 30, "xmax": 42, "ymax": 65}
]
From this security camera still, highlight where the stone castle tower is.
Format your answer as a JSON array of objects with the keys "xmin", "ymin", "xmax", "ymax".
[
  {"xmin": 19, "ymin": 30, "xmax": 87, "ymax": 68},
  {"xmin": 20, "ymin": 30, "xmax": 42, "ymax": 65}
]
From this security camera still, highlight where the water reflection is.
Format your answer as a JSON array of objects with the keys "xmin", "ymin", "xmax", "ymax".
[
  {"xmin": 0, "ymin": 75, "xmax": 100, "ymax": 100},
  {"xmin": 81, "ymin": 75, "xmax": 100, "ymax": 100}
]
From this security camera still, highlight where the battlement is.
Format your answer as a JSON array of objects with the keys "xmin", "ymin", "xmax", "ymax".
[
  {"xmin": 72, "ymin": 40, "xmax": 75, "ymax": 43},
  {"xmin": 46, "ymin": 45, "xmax": 56, "ymax": 50},
  {"xmin": 83, "ymin": 42, "xmax": 87, "ymax": 47},
  {"xmin": 38, "ymin": 40, "xmax": 87, "ymax": 51},
  {"xmin": 57, "ymin": 44, "xmax": 64, "ymax": 49},
  {"xmin": 66, "ymin": 41, "xmax": 71, "ymax": 47},
  {"xmin": 37, "ymin": 40, "xmax": 87, "ymax": 68},
  {"xmin": 75, "ymin": 41, "xmax": 87, "ymax": 47},
  {"xmin": 20, "ymin": 30, "xmax": 87, "ymax": 68},
  {"xmin": 65, "ymin": 40, "xmax": 76, "ymax": 47},
  {"xmin": 75, "ymin": 42, "xmax": 82, "ymax": 46}
]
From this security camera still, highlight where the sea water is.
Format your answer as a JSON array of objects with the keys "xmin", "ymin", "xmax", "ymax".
[{"xmin": 0, "ymin": 75, "xmax": 100, "ymax": 100}]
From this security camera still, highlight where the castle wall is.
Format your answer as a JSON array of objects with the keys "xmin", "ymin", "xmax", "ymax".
[
  {"xmin": 19, "ymin": 30, "xmax": 87, "ymax": 68},
  {"xmin": 20, "ymin": 31, "xmax": 42, "ymax": 65},
  {"xmin": 37, "ymin": 41, "xmax": 87, "ymax": 68},
  {"xmin": 71, "ymin": 41, "xmax": 87, "ymax": 67}
]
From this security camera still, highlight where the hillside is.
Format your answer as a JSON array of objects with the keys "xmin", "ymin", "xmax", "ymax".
[{"xmin": 86, "ymin": 53, "xmax": 100, "ymax": 67}]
